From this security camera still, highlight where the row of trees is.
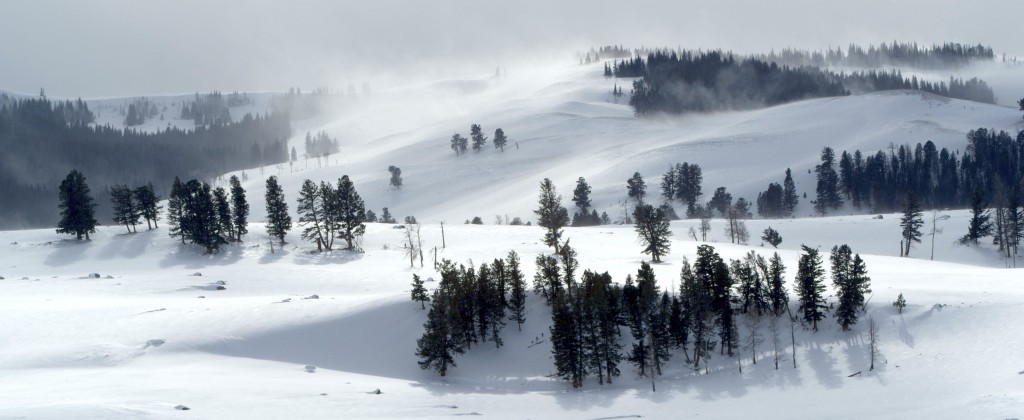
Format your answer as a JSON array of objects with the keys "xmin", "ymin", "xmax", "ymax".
[
  {"xmin": 417, "ymin": 235, "xmax": 874, "ymax": 386},
  {"xmin": 296, "ymin": 176, "xmax": 366, "ymax": 252},
  {"xmin": 166, "ymin": 176, "xmax": 249, "ymax": 253},
  {"xmin": 618, "ymin": 49, "xmax": 996, "ymax": 116},
  {"xmin": 450, "ymin": 124, "xmax": 510, "ymax": 155},
  {"xmin": 0, "ymin": 94, "xmax": 290, "ymax": 230},
  {"xmin": 415, "ymin": 252, "xmax": 528, "ymax": 376}
]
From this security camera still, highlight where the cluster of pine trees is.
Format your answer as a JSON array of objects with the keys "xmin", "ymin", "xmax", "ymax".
[
  {"xmin": 450, "ymin": 124, "xmax": 510, "ymax": 155},
  {"xmin": 659, "ymin": 162, "xmax": 704, "ymax": 214},
  {"xmin": 616, "ymin": 49, "xmax": 996, "ymax": 116},
  {"xmin": 303, "ymin": 131, "xmax": 340, "ymax": 158},
  {"xmin": 415, "ymin": 252, "xmax": 528, "ymax": 376},
  {"xmin": 422, "ymin": 241, "xmax": 871, "ymax": 388},
  {"xmin": 569, "ymin": 177, "xmax": 611, "ymax": 226},
  {"xmin": 756, "ymin": 42, "xmax": 994, "ymax": 70},
  {"xmin": 166, "ymin": 176, "xmax": 250, "ymax": 253},
  {"xmin": 755, "ymin": 169, "xmax": 799, "ymax": 218},
  {"xmin": 0, "ymin": 94, "xmax": 290, "ymax": 230},
  {"xmin": 180, "ymin": 92, "xmax": 234, "ymax": 126},
  {"xmin": 123, "ymin": 97, "xmax": 160, "ymax": 126},
  {"xmin": 296, "ymin": 176, "xmax": 366, "ymax": 252},
  {"xmin": 109, "ymin": 183, "xmax": 161, "ymax": 232}
]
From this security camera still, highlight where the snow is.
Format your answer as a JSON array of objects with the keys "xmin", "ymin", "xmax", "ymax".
[{"xmin": 1, "ymin": 61, "xmax": 1023, "ymax": 418}]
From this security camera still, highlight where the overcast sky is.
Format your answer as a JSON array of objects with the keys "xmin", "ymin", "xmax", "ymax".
[{"xmin": 1, "ymin": 0, "xmax": 1021, "ymax": 98}]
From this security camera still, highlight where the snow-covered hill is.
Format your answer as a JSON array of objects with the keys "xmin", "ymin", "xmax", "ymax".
[
  {"xmin": 2, "ymin": 62, "xmax": 1023, "ymax": 419},
  {"xmin": 213, "ymin": 63, "xmax": 1023, "ymax": 232}
]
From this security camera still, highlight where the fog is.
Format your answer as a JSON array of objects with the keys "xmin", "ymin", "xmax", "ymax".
[{"xmin": 1, "ymin": 0, "xmax": 1022, "ymax": 99}]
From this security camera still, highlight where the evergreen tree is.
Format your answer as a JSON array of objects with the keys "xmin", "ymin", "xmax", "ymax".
[
  {"xmin": 766, "ymin": 252, "xmax": 788, "ymax": 317},
  {"xmin": 761, "ymin": 226, "xmax": 782, "ymax": 248},
  {"xmin": 832, "ymin": 245, "xmax": 871, "ymax": 331},
  {"xmin": 893, "ymin": 293, "xmax": 907, "ymax": 314},
  {"xmin": 264, "ymin": 175, "xmax": 291, "ymax": 245},
  {"xmin": 572, "ymin": 177, "xmax": 592, "ymax": 212},
  {"xmin": 450, "ymin": 133, "xmax": 468, "ymax": 155},
  {"xmin": 580, "ymin": 270, "xmax": 622, "ymax": 385},
  {"xmin": 379, "ymin": 207, "xmax": 396, "ymax": 223},
  {"xmin": 815, "ymin": 147, "xmax": 843, "ymax": 215},
  {"xmin": 783, "ymin": 168, "xmax": 799, "ymax": 216},
  {"xmin": 213, "ymin": 186, "xmax": 233, "ymax": 242},
  {"xmin": 550, "ymin": 284, "xmax": 586, "ymax": 388},
  {"xmin": 297, "ymin": 179, "xmax": 328, "ymax": 251},
  {"xmin": 182, "ymin": 180, "xmax": 225, "ymax": 253},
  {"xmin": 900, "ymin": 193, "xmax": 924, "ymax": 257},
  {"xmin": 633, "ymin": 204, "xmax": 672, "ymax": 262},
  {"xmin": 660, "ymin": 165, "xmax": 677, "ymax": 202},
  {"xmin": 534, "ymin": 178, "xmax": 569, "ymax": 253},
  {"xmin": 626, "ymin": 172, "xmax": 646, "ymax": 203},
  {"xmin": 493, "ymin": 128, "xmax": 508, "ymax": 152},
  {"xmin": 335, "ymin": 175, "xmax": 367, "ymax": 251},
  {"xmin": 411, "ymin": 274, "xmax": 430, "ymax": 309},
  {"xmin": 796, "ymin": 245, "xmax": 827, "ymax": 331},
  {"xmin": 110, "ymin": 184, "xmax": 140, "ymax": 233},
  {"xmin": 470, "ymin": 124, "xmax": 487, "ymax": 152},
  {"xmin": 708, "ymin": 187, "xmax": 733, "ymax": 217},
  {"xmin": 134, "ymin": 183, "xmax": 161, "ymax": 230},
  {"xmin": 506, "ymin": 250, "xmax": 527, "ymax": 331},
  {"xmin": 416, "ymin": 290, "xmax": 463, "ymax": 376},
  {"xmin": 388, "ymin": 165, "xmax": 403, "ymax": 189},
  {"xmin": 167, "ymin": 177, "xmax": 186, "ymax": 243},
  {"xmin": 56, "ymin": 170, "xmax": 97, "ymax": 240},
  {"xmin": 229, "ymin": 175, "xmax": 248, "ymax": 241}
]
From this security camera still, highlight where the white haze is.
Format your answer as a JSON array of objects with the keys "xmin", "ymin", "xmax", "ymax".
[{"xmin": 1, "ymin": 0, "xmax": 1022, "ymax": 99}]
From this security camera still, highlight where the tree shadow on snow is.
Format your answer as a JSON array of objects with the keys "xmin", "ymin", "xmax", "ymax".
[
  {"xmin": 290, "ymin": 249, "xmax": 363, "ymax": 266},
  {"xmin": 158, "ymin": 242, "xmax": 244, "ymax": 269},
  {"xmin": 96, "ymin": 230, "xmax": 152, "ymax": 260},
  {"xmin": 43, "ymin": 238, "xmax": 91, "ymax": 267}
]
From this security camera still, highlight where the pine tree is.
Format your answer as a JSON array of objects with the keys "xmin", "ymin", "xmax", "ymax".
[
  {"xmin": 229, "ymin": 175, "xmax": 248, "ymax": 241},
  {"xmin": 633, "ymin": 204, "xmax": 672, "ymax": 262},
  {"xmin": 815, "ymin": 147, "xmax": 843, "ymax": 215},
  {"xmin": 581, "ymin": 270, "xmax": 622, "ymax": 384},
  {"xmin": 411, "ymin": 274, "xmax": 430, "ymax": 309},
  {"xmin": 213, "ymin": 186, "xmax": 233, "ymax": 242},
  {"xmin": 264, "ymin": 175, "xmax": 291, "ymax": 245},
  {"xmin": 335, "ymin": 175, "xmax": 367, "ymax": 251},
  {"xmin": 506, "ymin": 250, "xmax": 527, "ymax": 331},
  {"xmin": 550, "ymin": 285, "xmax": 586, "ymax": 388},
  {"xmin": 766, "ymin": 252, "xmax": 788, "ymax": 316},
  {"xmin": 627, "ymin": 172, "xmax": 646, "ymax": 203},
  {"xmin": 56, "ymin": 170, "xmax": 97, "ymax": 240},
  {"xmin": 182, "ymin": 180, "xmax": 225, "ymax": 253},
  {"xmin": 660, "ymin": 165, "xmax": 677, "ymax": 202},
  {"xmin": 783, "ymin": 168, "xmax": 799, "ymax": 216},
  {"xmin": 133, "ymin": 183, "xmax": 161, "ymax": 230},
  {"xmin": 833, "ymin": 248, "xmax": 871, "ymax": 331},
  {"xmin": 900, "ymin": 193, "xmax": 924, "ymax": 257},
  {"xmin": 110, "ymin": 184, "xmax": 140, "ymax": 233},
  {"xmin": 534, "ymin": 178, "xmax": 569, "ymax": 253},
  {"xmin": 416, "ymin": 290, "xmax": 463, "ymax": 376},
  {"xmin": 762, "ymin": 226, "xmax": 782, "ymax": 248},
  {"xmin": 388, "ymin": 165, "xmax": 403, "ymax": 189},
  {"xmin": 493, "ymin": 128, "xmax": 508, "ymax": 152},
  {"xmin": 470, "ymin": 124, "xmax": 487, "ymax": 152},
  {"xmin": 297, "ymin": 179, "xmax": 328, "ymax": 252},
  {"xmin": 379, "ymin": 207, "xmax": 395, "ymax": 223},
  {"xmin": 167, "ymin": 177, "xmax": 186, "ymax": 243},
  {"xmin": 450, "ymin": 133, "xmax": 468, "ymax": 155},
  {"xmin": 893, "ymin": 293, "xmax": 907, "ymax": 314},
  {"xmin": 796, "ymin": 245, "xmax": 827, "ymax": 331},
  {"xmin": 572, "ymin": 177, "xmax": 592, "ymax": 212}
]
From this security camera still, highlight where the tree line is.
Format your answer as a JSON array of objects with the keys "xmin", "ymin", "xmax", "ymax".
[
  {"xmin": 0, "ymin": 94, "xmax": 290, "ymax": 230},
  {"xmin": 615, "ymin": 50, "xmax": 995, "ymax": 117},
  {"xmin": 415, "ymin": 241, "xmax": 873, "ymax": 389}
]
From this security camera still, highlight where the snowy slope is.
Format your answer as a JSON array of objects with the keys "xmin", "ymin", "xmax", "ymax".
[
  {"xmin": 0, "ymin": 216, "xmax": 1021, "ymax": 419},
  {"xmin": 217, "ymin": 63, "xmax": 1023, "ymax": 232},
  {"xmin": 2, "ymin": 61, "xmax": 1023, "ymax": 419}
]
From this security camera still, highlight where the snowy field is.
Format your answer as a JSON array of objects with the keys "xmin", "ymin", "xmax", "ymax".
[{"xmin": 2, "ymin": 61, "xmax": 1023, "ymax": 419}]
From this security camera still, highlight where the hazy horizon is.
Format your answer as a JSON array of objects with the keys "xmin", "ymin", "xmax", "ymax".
[{"xmin": 1, "ymin": 0, "xmax": 1022, "ymax": 98}]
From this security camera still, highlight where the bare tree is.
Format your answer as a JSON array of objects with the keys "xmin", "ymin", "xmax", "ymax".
[
  {"xmin": 929, "ymin": 210, "xmax": 950, "ymax": 261},
  {"xmin": 868, "ymin": 317, "xmax": 880, "ymax": 371},
  {"xmin": 404, "ymin": 224, "xmax": 419, "ymax": 268},
  {"xmin": 768, "ymin": 314, "xmax": 782, "ymax": 369},
  {"xmin": 746, "ymin": 311, "xmax": 762, "ymax": 366}
]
